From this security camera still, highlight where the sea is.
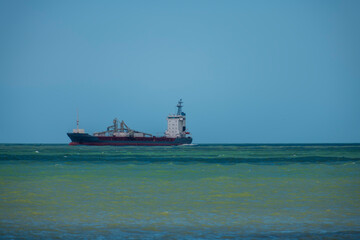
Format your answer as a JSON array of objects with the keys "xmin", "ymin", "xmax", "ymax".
[{"xmin": 0, "ymin": 144, "xmax": 359, "ymax": 239}]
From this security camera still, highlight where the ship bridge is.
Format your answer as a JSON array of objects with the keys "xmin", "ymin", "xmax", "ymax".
[{"xmin": 165, "ymin": 99, "xmax": 189, "ymax": 138}]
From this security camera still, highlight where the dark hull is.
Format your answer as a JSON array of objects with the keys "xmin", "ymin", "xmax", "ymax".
[{"xmin": 67, "ymin": 133, "xmax": 193, "ymax": 146}]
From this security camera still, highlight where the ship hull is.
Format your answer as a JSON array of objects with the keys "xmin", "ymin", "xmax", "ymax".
[{"xmin": 67, "ymin": 133, "xmax": 192, "ymax": 146}]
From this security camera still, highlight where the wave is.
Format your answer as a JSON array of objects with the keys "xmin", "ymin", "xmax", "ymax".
[{"xmin": 1, "ymin": 153, "xmax": 359, "ymax": 164}]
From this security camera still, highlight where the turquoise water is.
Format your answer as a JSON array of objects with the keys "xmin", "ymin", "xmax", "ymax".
[{"xmin": 1, "ymin": 144, "xmax": 360, "ymax": 239}]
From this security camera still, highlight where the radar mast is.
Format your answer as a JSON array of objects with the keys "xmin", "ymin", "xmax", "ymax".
[{"xmin": 177, "ymin": 99, "xmax": 183, "ymax": 115}]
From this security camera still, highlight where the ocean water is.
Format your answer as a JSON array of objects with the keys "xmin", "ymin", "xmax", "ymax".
[{"xmin": 0, "ymin": 144, "xmax": 360, "ymax": 239}]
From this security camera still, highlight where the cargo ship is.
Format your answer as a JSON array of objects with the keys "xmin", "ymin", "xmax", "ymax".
[{"xmin": 67, "ymin": 100, "xmax": 192, "ymax": 146}]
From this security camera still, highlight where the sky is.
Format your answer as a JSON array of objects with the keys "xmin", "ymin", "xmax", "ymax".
[{"xmin": 0, "ymin": 0, "xmax": 359, "ymax": 144}]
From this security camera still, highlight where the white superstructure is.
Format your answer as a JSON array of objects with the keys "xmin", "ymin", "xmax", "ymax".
[{"xmin": 165, "ymin": 99, "xmax": 188, "ymax": 138}]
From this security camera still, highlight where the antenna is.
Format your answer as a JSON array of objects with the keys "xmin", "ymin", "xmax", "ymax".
[
  {"xmin": 76, "ymin": 109, "xmax": 79, "ymax": 130},
  {"xmin": 177, "ymin": 99, "xmax": 183, "ymax": 115}
]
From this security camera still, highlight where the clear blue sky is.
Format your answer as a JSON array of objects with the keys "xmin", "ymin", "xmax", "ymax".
[{"xmin": 0, "ymin": 0, "xmax": 359, "ymax": 143}]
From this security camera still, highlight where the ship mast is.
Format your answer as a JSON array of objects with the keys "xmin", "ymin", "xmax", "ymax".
[
  {"xmin": 72, "ymin": 110, "xmax": 85, "ymax": 133},
  {"xmin": 177, "ymin": 99, "xmax": 183, "ymax": 115},
  {"xmin": 76, "ymin": 110, "xmax": 80, "ymax": 131}
]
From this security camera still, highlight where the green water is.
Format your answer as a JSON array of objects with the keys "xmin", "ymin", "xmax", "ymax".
[{"xmin": 0, "ymin": 144, "xmax": 360, "ymax": 239}]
